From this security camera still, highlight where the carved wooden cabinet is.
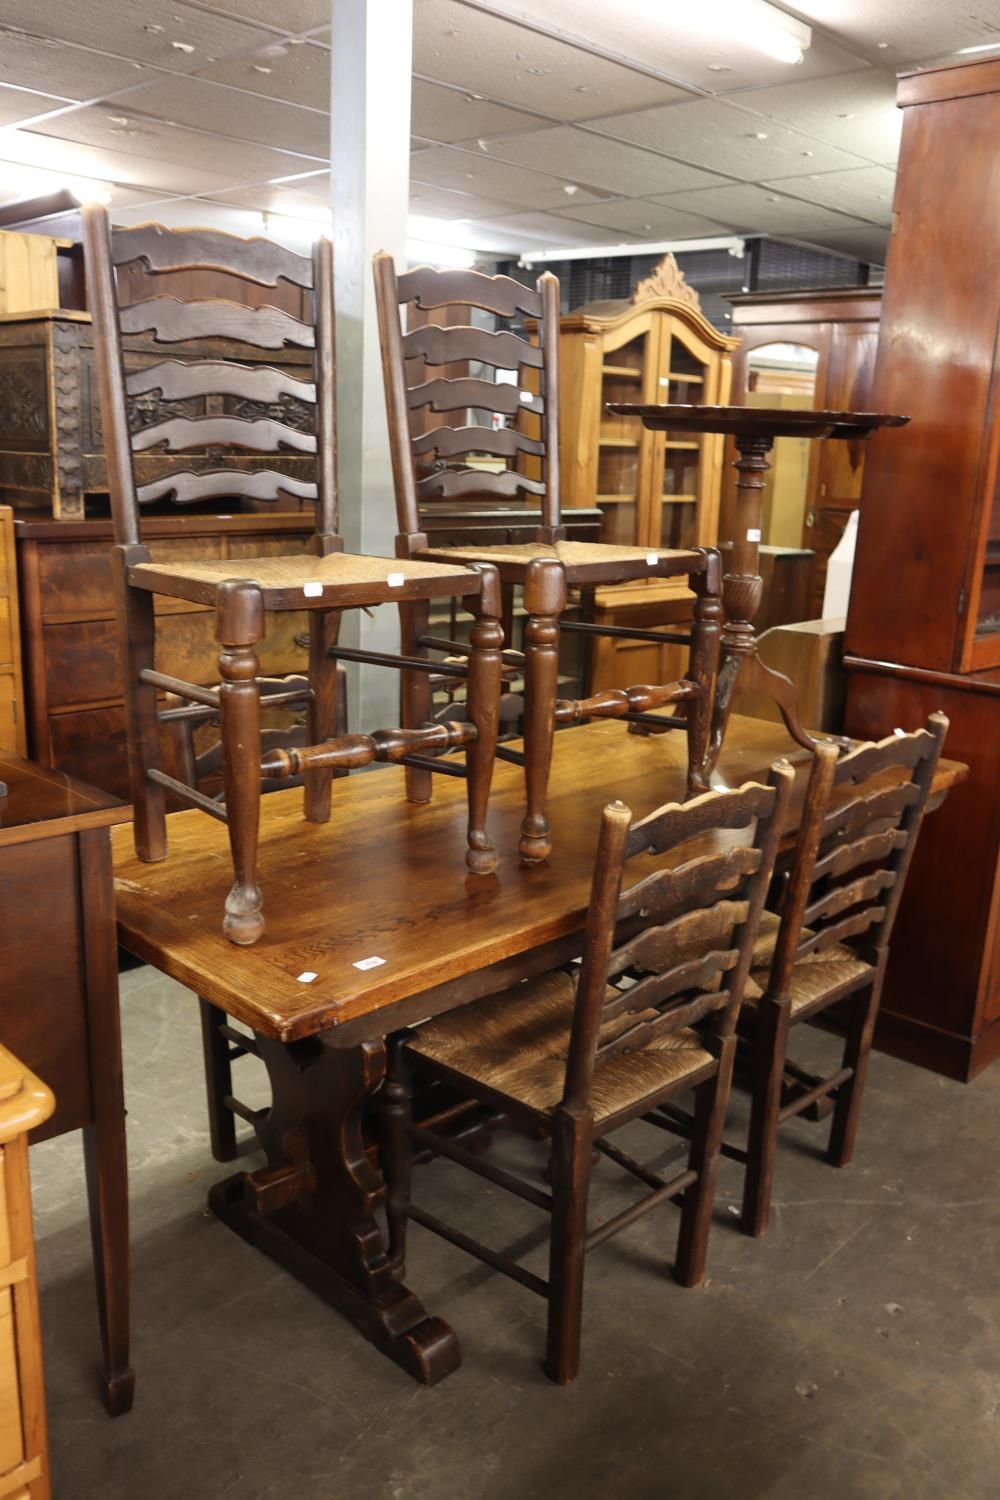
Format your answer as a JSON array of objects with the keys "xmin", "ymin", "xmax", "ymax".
[
  {"xmin": 0, "ymin": 506, "xmax": 25, "ymax": 754},
  {"xmin": 844, "ymin": 57, "xmax": 1000, "ymax": 1080},
  {"xmin": 726, "ymin": 287, "xmax": 882, "ymax": 617},
  {"xmin": 0, "ymin": 1043, "xmax": 55, "ymax": 1500},
  {"xmin": 16, "ymin": 511, "xmax": 314, "ymax": 798},
  {"xmin": 548, "ymin": 257, "xmax": 738, "ymax": 690},
  {"xmin": 0, "ymin": 311, "xmax": 315, "ymax": 522}
]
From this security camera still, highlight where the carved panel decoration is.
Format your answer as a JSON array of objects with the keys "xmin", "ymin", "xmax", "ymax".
[
  {"xmin": 0, "ymin": 358, "xmax": 49, "ymax": 444},
  {"xmin": 223, "ymin": 392, "xmax": 314, "ymax": 432},
  {"xmin": 631, "ymin": 253, "xmax": 701, "ymax": 312}
]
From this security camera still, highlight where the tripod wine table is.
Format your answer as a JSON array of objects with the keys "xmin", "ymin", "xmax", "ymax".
[{"xmin": 607, "ymin": 405, "xmax": 908, "ymax": 776}]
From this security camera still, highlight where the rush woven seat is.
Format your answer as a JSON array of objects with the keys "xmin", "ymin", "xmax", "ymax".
[
  {"xmin": 408, "ymin": 970, "xmax": 714, "ymax": 1124},
  {"xmin": 83, "ymin": 207, "xmax": 503, "ymax": 946},
  {"xmin": 383, "ymin": 764, "xmax": 792, "ymax": 1384},
  {"xmin": 373, "ymin": 253, "xmax": 723, "ymax": 865},
  {"xmin": 744, "ymin": 946, "xmax": 873, "ymax": 1017}
]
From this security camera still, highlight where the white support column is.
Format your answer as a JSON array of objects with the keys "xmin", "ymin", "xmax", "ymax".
[{"xmin": 329, "ymin": 0, "xmax": 413, "ymax": 730}]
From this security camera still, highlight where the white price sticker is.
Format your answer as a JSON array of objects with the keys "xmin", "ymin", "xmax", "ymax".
[
  {"xmin": 386, "ymin": 571, "xmax": 405, "ymax": 588},
  {"xmin": 746, "ymin": 528, "xmax": 762, "ymax": 543},
  {"xmin": 303, "ymin": 582, "xmax": 323, "ymax": 598},
  {"xmin": 519, "ymin": 390, "xmax": 534, "ymax": 404},
  {"xmin": 646, "ymin": 551, "xmax": 659, "ymax": 566},
  {"xmin": 297, "ymin": 971, "xmax": 318, "ymax": 984},
  {"xmin": 353, "ymin": 955, "xmax": 386, "ymax": 972}
]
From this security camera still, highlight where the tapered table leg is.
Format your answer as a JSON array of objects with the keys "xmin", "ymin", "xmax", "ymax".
[{"xmin": 209, "ymin": 1032, "xmax": 462, "ymax": 1386}]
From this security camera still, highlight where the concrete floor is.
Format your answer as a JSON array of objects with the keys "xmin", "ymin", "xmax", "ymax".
[{"xmin": 32, "ymin": 965, "xmax": 1000, "ymax": 1499}]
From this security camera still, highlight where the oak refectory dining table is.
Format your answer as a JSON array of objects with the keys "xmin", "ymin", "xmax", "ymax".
[{"xmin": 110, "ymin": 715, "xmax": 966, "ymax": 1386}]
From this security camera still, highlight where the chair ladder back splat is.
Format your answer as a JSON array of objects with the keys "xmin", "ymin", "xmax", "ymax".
[
  {"xmin": 384, "ymin": 762, "xmax": 793, "ymax": 1384},
  {"xmin": 738, "ymin": 711, "xmax": 949, "ymax": 1239},
  {"xmin": 82, "ymin": 207, "xmax": 503, "ymax": 944}
]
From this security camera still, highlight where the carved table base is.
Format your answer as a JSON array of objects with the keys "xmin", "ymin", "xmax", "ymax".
[{"xmin": 208, "ymin": 1029, "xmax": 462, "ymax": 1385}]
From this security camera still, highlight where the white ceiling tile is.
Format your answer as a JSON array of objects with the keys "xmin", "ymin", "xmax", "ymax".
[
  {"xmin": 0, "ymin": 129, "xmax": 254, "ymax": 197},
  {"xmin": 735, "ymin": 70, "xmax": 902, "ymax": 166},
  {"xmin": 463, "ymin": 209, "xmax": 634, "ymax": 247},
  {"xmin": 185, "ymin": 0, "xmax": 332, "ymax": 31},
  {"xmin": 551, "ymin": 197, "xmax": 730, "ymax": 239},
  {"xmin": 652, "ymin": 182, "xmax": 862, "ymax": 234},
  {"xmin": 410, "ymin": 144, "xmax": 609, "ymax": 209},
  {"xmin": 0, "ymin": 29, "xmax": 153, "ymax": 99},
  {"xmin": 411, "ymin": 81, "xmax": 551, "ymax": 144},
  {"xmin": 0, "ymin": 1, "xmax": 277, "ymax": 72},
  {"xmin": 408, "ymin": 182, "xmax": 537, "ymax": 221},
  {"xmin": 110, "ymin": 75, "xmax": 329, "ymax": 157},
  {"xmin": 790, "ymin": 224, "xmax": 891, "ymax": 266},
  {"xmin": 0, "ymin": 85, "xmax": 70, "ymax": 126},
  {"xmin": 29, "ymin": 106, "xmax": 325, "ymax": 180},
  {"xmin": 413, "ymin": 0, "xmax": 693, "ymax": 119},
  {"xmin": 201, "ymin": 177, "xmax": 330, "ymax": 215},
  {"xmin": 471, "ymin": 0, "xmax": 872, "ymax": 93},
  {"xmin": 474, "ymin": 124, "xmax": 726, "ymax": 196},
  {"xmin": 762, "ymin": 166, "xmax": 896, "ymax": 226},
  {"xmin": 589, "ymin": 97, "xmax": 871, "ymax": 178},
  {"xmin": 195, "ymin": 38, "xmax": 331, "ymax": 110},
  {"xmin": 788, "ymin": 1, "xmax": 1000, "ymax": 69}
]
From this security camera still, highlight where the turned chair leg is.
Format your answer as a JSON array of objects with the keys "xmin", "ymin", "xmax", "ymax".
[
  {"xmin": 399, "ymin": 597, "xmax": 434, "ymax": 805},
  {"xmin": 675, "ymin": 1038, "xmax": 734, "ymax": 1285},
  {"xmin": 216, "ymin": 580, "xmax": 266, "ymax": 946},
  {"xmin": 383, "ymin": 1037, "xmax": 414, "ymax": 1272},
  {"xmin": 545, "ymin": 1105, "xmax": 592, "ymax": 1385},
  {"xmin": 520, "ymin": 559, "xmax": 566, "ymax": 864},
  {"xmin": 686, "ymin": 554, "xmax": 723, "ymax": 797},
  {"xmin": 115, "ymin": 559, "xmax": 166, "ymax": 861},
  {"xmin": 741, "ymin": 996, "xmax": 792, "ymax": 1237},
  {"xmin": 304, "ymin": 606, "xmax": 341, "ymax": 824},
  {"xmin": 462, "ymin": 570, "xmax": 502, "ymax": 875},
  {"xmin": 827, "ymin": 978, "xmax": 881, "ymax": 1168}
]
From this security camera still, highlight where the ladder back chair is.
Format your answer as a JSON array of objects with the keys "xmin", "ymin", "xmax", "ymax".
[
  {"xmin": 382, "ymin": 762, "xmax": 793, "ymax": 1384},
  {"xmin": 373, "ymin": 253, "xmax": 723, "ymax": 864},
  {"xmin": 82, "ymin": 207, "xmax": 503, "ymax": 945},
  {"xmin": 736, "ymin": 712, "xmax": 948, "ymax": 1236}
]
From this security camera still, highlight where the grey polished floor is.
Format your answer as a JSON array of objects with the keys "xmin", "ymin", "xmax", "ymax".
[{"xmin": 33, "ymin": 965, "xmax": 1000, "ymax": 1499}]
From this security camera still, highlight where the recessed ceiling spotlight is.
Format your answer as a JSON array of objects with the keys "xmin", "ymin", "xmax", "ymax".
[
  {"xmin": 751, "ymin": 131, "xmax": 769, "ymax": 139},
  {"xmin": 563, "ymin": 184, "xmax": 579, "ymax": 195},
  {"xmin": 877, "ymin": 41, "xmax": 889, "ymax": 48}
]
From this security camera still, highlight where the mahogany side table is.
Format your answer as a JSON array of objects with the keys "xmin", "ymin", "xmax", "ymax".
[
  {"xmin": 0, "ymin": 752, "xmax": 133, "ymax": 1415},
  {"xmin": 607, "ymin": 405, "xmax": 908, "ymax": 776}
]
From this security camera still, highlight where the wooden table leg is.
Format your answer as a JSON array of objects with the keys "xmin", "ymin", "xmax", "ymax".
[
  {"xmin": 80, "ymin": 828, "xmax": 134, "ymax": 1416},
  {"xmin": 209, "ymin": 1032, "xmax": 461, "ymax": 1386},
  {"xmin": 708, "ymin": 434, "xmax": 821, "ymax": 777}
]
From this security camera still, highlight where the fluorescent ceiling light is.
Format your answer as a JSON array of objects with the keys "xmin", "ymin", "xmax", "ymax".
[
  {"xmin": 0, "ymin": 157, "xmax": 111, "ymax": 204},
  {"xmin": 956, "ymin": 41, "xmax": 1000, "ymax": 55},
  {"xmin": 518, "ymin": 235, "xmax": 746, "ymax": 266},
  {"xmin": 406, "ymin": 237, "xmax": 476, "ymax": 268},
  {"xmin": 705, "ymin": 0, "xmax": 811, "ymax": 65}
]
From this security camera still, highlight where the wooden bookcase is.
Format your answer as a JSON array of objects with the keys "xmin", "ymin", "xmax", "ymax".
[
  {"xmin": 844, "ymin": 55, "xmax": 1000, "ymax": 1079},
  {"xmin": 726, "ymin": 287, "xmax": 882, "ymax": 618},
  {"xmin": 552, "ymin": 256, "xmax": 738, "ymax": 689}
]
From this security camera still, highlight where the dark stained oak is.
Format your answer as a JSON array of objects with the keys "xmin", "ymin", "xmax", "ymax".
[
  {"xmin": 111, "ymin": 714, "xmax": 964, "ymax": 1384},
  {"xmin": 0, "ymin": 751, "xmax": 132, "ymax": 1416},
  {"xmin": 82, "ymin": 207, "xmax": 504, "ymax": 943}
]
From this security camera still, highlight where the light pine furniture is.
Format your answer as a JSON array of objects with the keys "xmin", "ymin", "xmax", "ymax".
[
  {"xmin": 0, "ymin": 231, "xmax": 65, "ymax": 317},
  {"xmin": 0, "ymin": 1044, "xmax": 55, "ymax": 1500},
  {"xmin": 844, "ymin": 56, "xmax": 1000, "ymax": 1079},
  {"xmin": 383, "ymin": 764, "xmax": 791, "ymax": 1383},
  {"xmin": 550, "ymin": 257, "xmax": 738, "ymax": 690},
  {"xmin": 373, "ymin": 253, "xmax": 723, "ymax": 866},
  {"xmin": 726, "ymin": 287, "xmax": 882, "ymax": 616},
  {"xmin": 0, "ymin": 750, "xmax": 132, "ymax": 1416},
  {"xmin": 0, "ymin": 508, "xmax": 25, "ymax": 754},
  {"xmin": 83, "ymin": 210, "xmax": 503, "ymax": 944},
  {"xmin": 110, "ymin": 714, "xmax": 965, "ymax": 1386}
]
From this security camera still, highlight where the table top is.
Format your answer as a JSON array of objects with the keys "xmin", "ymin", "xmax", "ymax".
[
  {"xmin": 112, "ymin": 717, "xmax": 966, "ymax": 1047},
  {"xmin": 0, "ymin": 751, "xmax": 129, "ymax": 850},
  {"xmin": 606, "ymin": 403, "xmax": 910, "ymax": 440}
]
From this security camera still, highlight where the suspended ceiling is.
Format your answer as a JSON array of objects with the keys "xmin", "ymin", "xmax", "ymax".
[{"xmin": 0, "ymin": 0, "xmax": 997, "ymax": 266}]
